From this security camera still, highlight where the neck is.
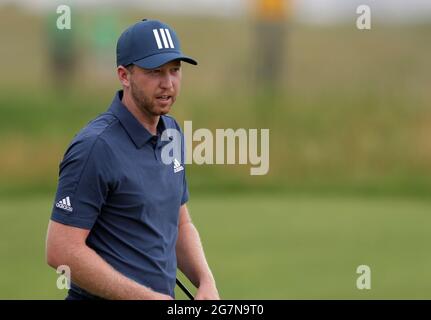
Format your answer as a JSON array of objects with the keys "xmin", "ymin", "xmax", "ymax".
[{"xmin": 121, "ymin": 90, "xmax": 159, "ymax": 136}]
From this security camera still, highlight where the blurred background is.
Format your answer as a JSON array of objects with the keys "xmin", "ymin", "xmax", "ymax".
[{"xmin": 0, "ymin": 0, "xmax": 430, "ymax": 299}]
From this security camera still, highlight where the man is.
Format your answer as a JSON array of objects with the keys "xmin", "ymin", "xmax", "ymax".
[{"xmin": 45, "ymin": 19, "xmax": 219, "ymax": 300}]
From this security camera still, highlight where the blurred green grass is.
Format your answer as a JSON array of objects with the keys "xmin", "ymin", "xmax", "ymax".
[
  {"xmin": 1, "ymin": 86, "xmax": 431, "ymax": 198},
  {"xmin": 1, "ymin": 194, "xmax": 431, "ymax": 299}
]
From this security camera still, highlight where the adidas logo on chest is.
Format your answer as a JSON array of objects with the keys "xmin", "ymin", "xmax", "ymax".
[{"xmin": 173, "ymin": 158, "xmax": 184, "ymax": 173}]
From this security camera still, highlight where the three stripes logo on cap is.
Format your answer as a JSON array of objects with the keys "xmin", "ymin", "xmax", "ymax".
[
  {"xmin": 153, "ymin": 28, "xmax": 175, "ymax": 49},
  {"xmin": 55, "ymin": 196, "xmax": 73, "ymax": 213}
]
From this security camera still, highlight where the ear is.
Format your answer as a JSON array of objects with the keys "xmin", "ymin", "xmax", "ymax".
[{"xmin": 117, "ymin": 66, "xmax": 131, "ymax": 88}]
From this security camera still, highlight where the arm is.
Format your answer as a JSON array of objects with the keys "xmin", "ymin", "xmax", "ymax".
[
  {"xmin": 46, "ymin": 220, "xmax": 172, "ymax": 300},
  {"xmin": 176, "ymin": 204, "xmax": 220, "ymax": 300}
]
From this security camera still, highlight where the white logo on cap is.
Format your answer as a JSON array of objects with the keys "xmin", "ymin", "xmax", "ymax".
[{"xmin": 153, "ymin": 28, "xmax": 175, "ymax": 49}]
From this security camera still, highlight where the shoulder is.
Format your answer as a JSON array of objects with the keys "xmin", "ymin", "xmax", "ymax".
[
  {"xmin": 63, "ymin": 112, "xmax": 119, "ymax": 162},
  {"xmin": 76, "ymin": 112, "xmax": 119, "ymax": 142}
]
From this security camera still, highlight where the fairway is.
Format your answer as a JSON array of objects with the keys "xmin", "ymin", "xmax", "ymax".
[{"xmin": 1, "ymin": 194, "xmax": 430, "ymax": 299}]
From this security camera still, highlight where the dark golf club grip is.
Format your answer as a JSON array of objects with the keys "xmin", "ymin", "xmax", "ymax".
[{"xmin": 176, "ymin": 278, "xmax": 194, "ymax": 300}]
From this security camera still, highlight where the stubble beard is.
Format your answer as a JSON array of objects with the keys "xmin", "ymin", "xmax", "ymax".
[{"xmin": 130, "ymin": 79, "xmax": 173, "ymax": 117}]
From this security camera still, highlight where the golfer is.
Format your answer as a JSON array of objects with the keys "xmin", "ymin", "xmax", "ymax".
[{"xmin": 45, "ymin": 19, "xmax": 219, "ymax": 300}]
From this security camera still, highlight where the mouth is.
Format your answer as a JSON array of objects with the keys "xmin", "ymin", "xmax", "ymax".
[{"xmin": 156, "ymin": 95, "xmax": 172, "ymax": 103}]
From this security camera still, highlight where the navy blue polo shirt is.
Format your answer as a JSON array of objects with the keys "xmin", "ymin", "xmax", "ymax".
[{"xmin": 51, "ymin": 90, "xmax": 189, "ymax": 299}]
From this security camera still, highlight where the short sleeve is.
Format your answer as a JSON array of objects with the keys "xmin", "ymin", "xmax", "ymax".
[
  {"xmin": 181, "ymin": 173, "xmax": 189, "ymax": 205},
  {"xmin": 51, "ymin": 136, "xmax": 114, "ymax": 229}
]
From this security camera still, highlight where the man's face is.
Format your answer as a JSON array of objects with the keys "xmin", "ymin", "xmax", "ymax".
[{"xmin": 128, "ymin": 60, "xmax": 182, "ymax": 117}]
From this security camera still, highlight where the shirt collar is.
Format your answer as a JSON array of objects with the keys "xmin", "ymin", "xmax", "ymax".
[{"xmin": 108, "ymin": 90, "xmax": 168, "ymax": 149}]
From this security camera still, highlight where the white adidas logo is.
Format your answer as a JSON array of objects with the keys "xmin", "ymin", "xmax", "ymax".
[
  {"xmin": 152, "ymin": 28, "xmax": 175, "ymax": 49},
  {"xmin": 55, "ymin": 196, "xmax": 73, "ymax": 212},
  {"xmin": 173, "ymin": 158, "xmax": 184, "ymax": 173}
]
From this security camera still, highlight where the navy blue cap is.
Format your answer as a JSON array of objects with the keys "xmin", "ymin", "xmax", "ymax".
[{"xmin": 116, "ymin": 19, "xmax": 198, "ymax": 69}]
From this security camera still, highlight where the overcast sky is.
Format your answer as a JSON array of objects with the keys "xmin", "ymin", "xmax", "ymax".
[{"xmin": 4, "ymin": 0, "xmax": 431, "ymax": 22}]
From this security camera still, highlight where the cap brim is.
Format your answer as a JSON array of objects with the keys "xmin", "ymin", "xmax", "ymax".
[{"xmin": 133, "ymin": 52, "xmax": 198, "ymax": 69}]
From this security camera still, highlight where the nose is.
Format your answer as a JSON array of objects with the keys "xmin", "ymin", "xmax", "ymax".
[{"xmin": 159, "ymin": 73, "xmax": 174, "ymax": 90}]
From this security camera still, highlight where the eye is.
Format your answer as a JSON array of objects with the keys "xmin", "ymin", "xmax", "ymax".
[
  {"xmin": 146, "ymin": 69, "xmax": 160, "ymax": 75},
  {"xmin": 172, "ymin": 67, "xmax": 181, "ymax": 73}
]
